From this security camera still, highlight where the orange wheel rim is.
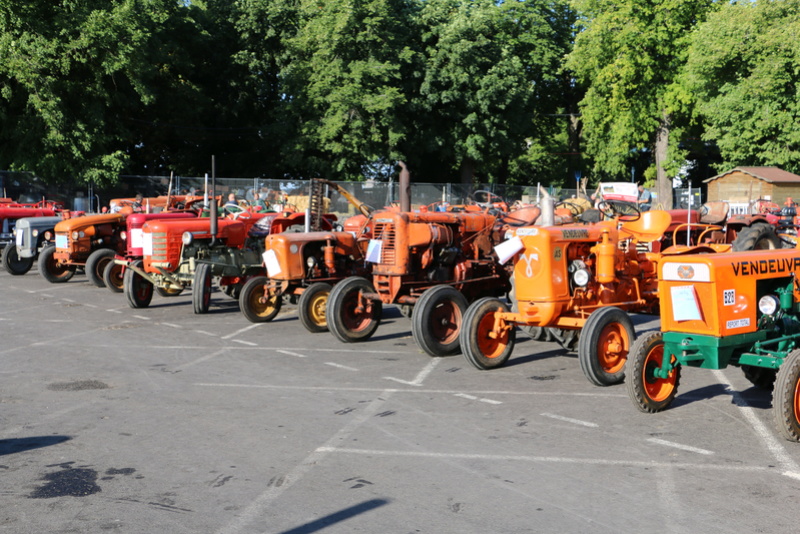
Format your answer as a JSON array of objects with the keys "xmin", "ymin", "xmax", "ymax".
[
  {"xmin": 643, "ymin": 345, "xmax": 676, "ymax": 402},
  {"xmin": 475, "ymin": 311, "xmax": 506, "ymax": 359},
  {"xmin": 597, "ymin": 324, "xmax": 629, "ymax": 374}
]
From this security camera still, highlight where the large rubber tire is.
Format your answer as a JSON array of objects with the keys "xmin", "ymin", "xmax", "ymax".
[
  {"xmin": 742, "ymin": 364, "xmax": 777, "ymax": 391},
  {"xmin": 155, "ymin": 285, "xmax": 184, "ymax": 297},
  {"xmin": 578, "ymin": 307, "xmax": 635, "ymax": 386},
  {"xmin": 239, "ymin": 276, "xmax": 282, "ymax": 323},
  {"xmin": 412, "ymin": 285, "xmax": 469, "ymax": 357},
  {"xmin": 626, "ymin": 331, "xmax": 681, "ymax": 413},
  {"xmin": 193, "ymin": 263, "xmax": 213, "ymax": 314},
  {"xmin": 326, "ymin": 276, "xmax": 382, "ymax": 343},
  {"xmin": 102, "ymin": 260, "xmax": 125, "ymax": 293},
  {"xmin": 773, "ymin": 349, "xmax": 800, "ymax": 442},
  {"xmin": 731, "ymin": 223, "xmax": 781, "ymax": 251},
  {"xmin": 85, "ymin": 248, "xmax": 116, "ymax": 288},
  {"xmin": 37, "ymin": 245, "xmax": 76, "ymax": 283},
  {"xmin": 2, "ymin": 244, "xmax": 33, "ymax": 275},
  {"xmin": 298, "ymin": 282, "xmax": 332, "ymax": 333},
  {"xmin": 460, "ymin": 297, "xmax": 516, "ymax": 370},
  {"xmin": 124, "ymin": 260, "xmax": 153, "ymax": 308}
]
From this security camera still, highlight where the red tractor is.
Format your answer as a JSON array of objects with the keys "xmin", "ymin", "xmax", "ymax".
[{"xmin": 123, "ymin": 208, "xmax": 336, "ymax": 313}]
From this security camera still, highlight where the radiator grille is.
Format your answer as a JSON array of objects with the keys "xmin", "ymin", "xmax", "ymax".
[
  {"xmin": 151, "ymin": 232, "xmax": 169, "ymax": 262},
  {"xmin": 374, "ymin": 222, "xmax": 396, "ymax": 265}
]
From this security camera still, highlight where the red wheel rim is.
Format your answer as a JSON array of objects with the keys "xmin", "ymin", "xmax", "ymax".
[
  {"xmin": 429, "ymin": 300, "xmax": 461, "ymax": 344},
  {"xmin": 598, "ymin": 323, "xmax": 629, "ymax": 374},
  {"xmin": 475, "ymin": 309, "xmax": 507, "ymax": 359},
  {"xmin": 643, "ymin": 344, "xmax": 676, "ymax": 402},
  {"xmin": 341, "ymin": 290, "xmax": 373, "ymax": 333}
]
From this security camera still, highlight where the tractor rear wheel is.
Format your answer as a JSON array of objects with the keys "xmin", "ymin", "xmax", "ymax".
[
  {"xmin": 578, "ymin": 307, "xmax": 635, "ymax": 386},
  {"xmin": 732, "ymin": 223, "xmax": 781, "ymax": 251},
  {"xmin": 239, "ymin": 276, "xmax": 281, "ymax": 323},
  {"xmin": 326, "ymin": 276, "xmax": 382, "ymax": 343},
  {"xmin": 2, "ymin": 244, "xmax": 33, "ymax": 275},
  {"xmin": 626, "ymin": 331, "xmax": 681, "ymax": 413},
  {"xmin": 773, "ymin": 349, "xmax": 800, "ymax": 441},
  {"xmin": 412, "ymin": 285, "xmax": 468, "ymax": 357},
  {"xmin": 520, "ymin": 326, "xmax": 545, "ymax": 341},
  {"xmin": 193, "ymin": 263, "xmax": 213, "ymax": 314},
  {"xmin": 742, "ymin": 364, "xmax": 777, "ymax": 391},
  {"xmin": 85, "ymin": 248, "xmax": 116, "ymax": 287},
  {"xmin": 37, "ymin": 245, "xmax": 76, "ymax": 283},
  {"xmin": 102, "ymin": 260, "xmax": 125, "ymax": 293},
  {"xmin": 460, "ymin": 297, "xmax": 516, "ymax": 370},
  {"xmin": 298, "ymin": 282, "xmax": 332, "ymax": 333},
  {"xmin": 124, "ymin": 260, "xmax": 153, "ymax": 308}
]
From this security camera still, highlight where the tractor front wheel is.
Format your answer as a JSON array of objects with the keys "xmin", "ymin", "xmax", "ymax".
[
  {"xmin": 2, "ymin": 244, "xmax": 33, "ymax": 275},
  {"xmin": 460, "ymin": 297, "xmax": 516, "ymax": 370},
  {"xmin": 85, "ymin": 248, "xmax": 116, "ymax": 287},
  {"xmin": 298, "ymin": 282, "xmax": 332, "ymax": 333},
  {"xmin": 193, "ymin": 263, "xmax": 213, "ymax": 314},
  {"xmin": 626, "ymin": 331, "xmax": 681, "ymax": 413},
  {"xmin": 37, "ymin": 245, "xmax": 76, "ymax": 283},
  {"xmin": 773, "ymin": 349, "xmax": 800, "ymax": 441},
  {"xmin": 326, "ymin": 276, "xmax": 382, "ymax": 343},
  {"xmin": 412, "ymin": 285, "xmax": 468, "ymax": 357},
  {"xmin": 239, "ymin": 276, "xmax": 281, "ymax": 323},
  {"xmin": 578, "ymin": 307, "xmax": 635, "ymax": 386},
  {"xmin": 102, "ymin": 260, "xmax": 125, "ymax": 293},
  {"xmin": 124, "ymin": 260, "xmax": 153, "ymax": 308}
]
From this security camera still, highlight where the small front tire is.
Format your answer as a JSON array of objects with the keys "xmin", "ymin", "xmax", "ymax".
[
  {"xmin": 298, "ymin": 283, "xmax": 332, "ymax": 333},
  {"xmin": 2, "ymin": 245, "xmax": 33, "ymax": 275},
  {"xmin": 37, "ymin": 245, "xmax": 76, "ymax": 283},
  {"xmin": 102, "ymin": 260, "xmax": 125, "ymax": 293},
  {"xmin": 412, "ymin": 285, "xmax": 468, "ymax": 357},
  {"xmin": 124, "ymin": 260, "xmax": 153, "ymax": 308},
  {"xmin": 578, "ymin": 307, "xmax": 635, "ymax": 386},
  {"xmin": 193, "ymin": 263, "xmax": 213, "ymax": 314},
  {"xmin": 626, "ymin": 331, "xmax": 680, "ymax": 413},
  {"xmin": 460, "ymin": 297, "xmax": 516, "ymax": 370},
  {"xmin": 239, "ymin": 276, "xmax": 282, "ymax": 323},
  {"xmin": 326, "ymin": 276, "xmax": 382, "ymax": 343}
]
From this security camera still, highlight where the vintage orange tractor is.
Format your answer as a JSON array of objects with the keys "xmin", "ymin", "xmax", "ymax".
[
  {"xmin": 239, "ymin": 179, "xmax": 373, "ymax": 330},
  {"xmin": 626, "ymin": 245, "xmax": 800, "ymax": 441},
  {"xmin": 458, "ymin": 199, "xmax": 748, "ymax": 385},
  {"xmin": 324, "ymin": 202, "xmax": 541, "ymax": 356}
]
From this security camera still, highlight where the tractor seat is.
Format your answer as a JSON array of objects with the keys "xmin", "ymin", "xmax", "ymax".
[
  {"xmin": 699, "ymin": 200, "xmax": 729, "ymax": 225},
  {"xmin": 619, "ymin": 210, "xmax": 673, "ymax": 243},
  {"xmin": 502, "ymin": 206, "xmax": 541, "ymax": 227}
]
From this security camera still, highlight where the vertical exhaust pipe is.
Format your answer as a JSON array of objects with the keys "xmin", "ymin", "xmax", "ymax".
[
  {"xmin": 537, "ymin": 185, "xmax": 554, "ymax": 226},
  {"xmin": 398, "ymin": 161, "xmax": 411, "ymax": 212},
  {"xmin": 210, "ymin": 156, "xmax": 217, "ymax": 245}
]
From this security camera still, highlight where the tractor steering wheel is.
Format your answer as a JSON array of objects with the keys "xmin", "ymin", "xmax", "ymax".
[
  {"xmin": 597, "ymin": 200, "xmax": 641, "ymax": 221},
  {"xmin": 470, "ymin": 190, "xmax": 505, "ymax": 206},
  {"xmin": 554, "ymin": 200, "xmax": 583, "ymax": 216}
]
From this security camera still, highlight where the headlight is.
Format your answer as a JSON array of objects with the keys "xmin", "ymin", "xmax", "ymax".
[
  {"xmin": 306, "ymin": 256, "xmax": 316, "ymax": 268},
  {"xmin": 120, "ymin": 231, "xmax": 127, "ymax": 241},
  {"xmin": 12, "ymin": 229, "xmax": 16, "ymax": 236},
  {"xmin": 32, "ymin": 229, "xmax": 39, "ymax": 237},
  {"xmin": 759, "ymin": 295, "xmax": 779, "ymax": 315},
  {"xmin": 72, "ymin": 231, "xmax": 79, "ymax": 239},
  {"xmin": 572, "ymin": 268, "xmax": 591, "ymax": 287},
  {"xmin": 182, "ymin": 232, "xmax": 193, "ymax": 245},
  {"xmin": 44, "ymin": 231, "xmax": 52, "ymax": 240}
]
